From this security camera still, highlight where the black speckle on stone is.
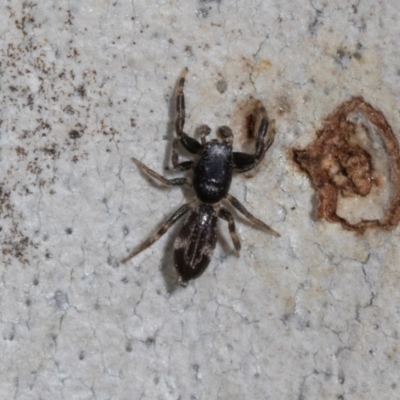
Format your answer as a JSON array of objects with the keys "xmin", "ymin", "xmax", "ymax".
[
  {"xmin": 123, "ymin": 225, "xmax": 129, "ymax": 237},
  {"xmin": 69, "ymin": 130, "xmax": 81, "ymax": 139},
  {"xmin": 145, "ymin": 337, "xmax": 155, "ymax": 347},
  {"xmin": 27, "ymin": 93, "xmax": 34, "ymax": 109},
  {"xmin": 76, "ymin": 84, "xmax": 86, "ymax": 98},
  {"xmin": 64, "ymin": 105, "xmax": 75, "ymax": 115}
]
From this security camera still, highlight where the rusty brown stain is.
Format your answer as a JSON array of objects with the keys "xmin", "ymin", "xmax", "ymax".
[
  {"xmin": 253, "ymin": 59, "xmax": 272, "ymax": 73},
  {"xmin": 232, "ymin": 98, "xmax": 268, "ymax": 146},
  {"xmin": 293, "ymin": 96, "xmax": 400, "ymax": 233}
]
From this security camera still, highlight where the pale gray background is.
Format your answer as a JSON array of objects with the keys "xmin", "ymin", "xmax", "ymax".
[{"xmin": 1, "ymin": 1, "xmax": 399, "ymax": 399}]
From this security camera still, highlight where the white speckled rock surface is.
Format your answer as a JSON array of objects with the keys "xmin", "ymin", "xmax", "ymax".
[{"xmin": 1, "ymin": 1, "xmax": 400, "ymax": 399}]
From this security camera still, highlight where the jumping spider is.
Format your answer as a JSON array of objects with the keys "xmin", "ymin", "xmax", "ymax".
[{"xmin": 122, "ymin": 68, "xmax": 279, "ymax": 284}]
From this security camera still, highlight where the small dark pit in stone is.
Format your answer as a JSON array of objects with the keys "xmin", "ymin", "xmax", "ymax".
[
  {"xmin": 196, "ymin": 7, "xmax": 208, "ymax": 18},
  {"xmin": 192, "ymin": 364, "xmax": 199, "ymax": 372},
  {"xmin": 126, "ymin": 341, "xmax": 133, "ymax": 352},
  {"xmin": 64, "ymin": 105, "xmax": 75, "ymax": 115},
  {"xmin": 145, "ymin": 337, "xmax": 155, "ymax": 346},
  {"xmin": 69, "ymin": 130, "xmax": 81, "ymax": 139},
  {"xmin": 216, "ymin": 79, "xmax": 227, "ymax": 93},
  {"xmin": 123, "ymin": 225, "xmax": 129, "ymax": 236}
]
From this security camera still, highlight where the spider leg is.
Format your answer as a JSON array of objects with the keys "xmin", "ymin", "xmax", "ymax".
[
  {"xmin": 175, "ymin": 67, "xmax": 202, "ymax": 154},
  {"xmin": 133, "ymin": 157, "xmax": 191, "ymax": 186},
  {"xmin": 172, "ymin": 125, "xmax": 210, "ymax": 169},
  {"xmin": 172, "ymin": 138, "xmax": 194, "ymax": 171},
  {"xmin": 233, "ymin": 104, "xmax": 276, "ymax": 173},
  {"xmin": 225, "ymin": 194, "xmax": 280, "ymax": 237},
  {"xmin": 218, "ymin": 207, "xmax": 241, "ymax": 252},
  {"xmin": 121, "ymin": 202, "xmax": 193, "ymax": 263}
]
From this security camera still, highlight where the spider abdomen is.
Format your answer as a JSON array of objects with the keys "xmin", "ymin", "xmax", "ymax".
[{"xmin": 174, "ymin": 203, "xmax": 218, "ymax": 282}]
